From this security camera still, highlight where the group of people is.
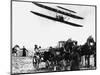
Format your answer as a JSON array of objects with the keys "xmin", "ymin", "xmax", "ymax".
[
  {"xmin": 12, "ymin": 36, "xmax": 96, "ymax": 71},
  {"xmin": 32, "ymin": 36, "xmax": 96, "ymax": 71},
  {"xmin": 33, "ymin": 44, "xmax": 80, "ymax": 71}
]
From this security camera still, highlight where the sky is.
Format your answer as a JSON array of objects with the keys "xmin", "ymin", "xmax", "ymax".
[{"xmin": 12, "ymin": 1, "xmax": 96, "ymax": 50}]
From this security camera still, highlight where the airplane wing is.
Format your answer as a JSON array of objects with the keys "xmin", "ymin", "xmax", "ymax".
[
  {"xmin": 30, "ymin": 11, "xmax": 83, "ymax": 27},
  {"xmin": 57, "ymin": 6, "xmax": 76, "ymax": 13},
  {"xmin": 32, "ymin": 2, "xmax": 84, "ymax": 19}
]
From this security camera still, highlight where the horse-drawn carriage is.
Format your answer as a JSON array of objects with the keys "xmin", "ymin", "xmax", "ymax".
[{"xmin": 32, "ymin": 46, "xmax": 73, "ymax": 71}]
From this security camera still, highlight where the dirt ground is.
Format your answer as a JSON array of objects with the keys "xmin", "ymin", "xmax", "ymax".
[
  {"xmin": 12, "ymin": 56, "xmax": 36, "ymax": 74},
  {"xmin": 12, "ymin": 56, "xmax": 96, "ymax": 74}
]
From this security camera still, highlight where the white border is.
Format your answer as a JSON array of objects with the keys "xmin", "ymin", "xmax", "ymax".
[{"xmin": 0, "ymin": 0, "xmax": 99, "ymax": 75}]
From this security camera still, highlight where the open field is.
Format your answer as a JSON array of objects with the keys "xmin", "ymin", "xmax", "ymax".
[
  {"xmin": 12, "ymin": 56, "xmax": 96, "ymax": 74},
  {"xmin": 12, "ymin": 56, "xmax": 36, "ymax": 74}
]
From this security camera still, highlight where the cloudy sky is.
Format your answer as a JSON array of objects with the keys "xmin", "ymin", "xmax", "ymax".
[{"xmin": 12, "ymin": 1, "xmax": 95, "ymax": 50}]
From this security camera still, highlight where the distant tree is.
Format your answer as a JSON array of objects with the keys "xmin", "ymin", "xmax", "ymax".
[{"xmin": 12, "ymin": 45, "xmax": 20, "ymax": 56}]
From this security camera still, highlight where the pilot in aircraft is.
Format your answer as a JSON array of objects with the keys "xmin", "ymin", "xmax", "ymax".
[{"xmin": 56, "ymin": 14, "xmax": 64, "ymax": 21}]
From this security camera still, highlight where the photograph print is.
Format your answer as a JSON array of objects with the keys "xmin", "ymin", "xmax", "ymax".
[{"xmin": 11, "ymin": 0, "xmax": 96, "ymax": 74}]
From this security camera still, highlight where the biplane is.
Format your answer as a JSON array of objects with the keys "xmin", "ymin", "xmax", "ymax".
[{"xmin": 31, "ymin": 2, "xmax": 84, "ymax": 27}]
